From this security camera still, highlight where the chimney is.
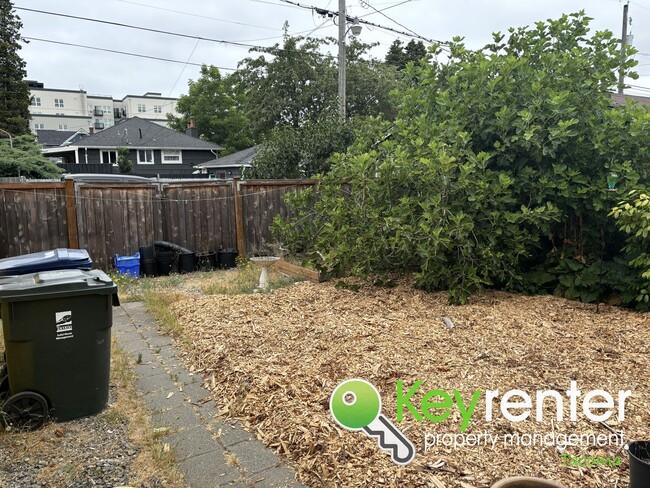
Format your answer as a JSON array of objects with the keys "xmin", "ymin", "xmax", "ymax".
[{"xmin": 185, "ymin": 119, "xmax": 199, "ymax": 138}]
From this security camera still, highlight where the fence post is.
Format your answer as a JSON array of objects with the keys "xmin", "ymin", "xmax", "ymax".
[
  {"xmin": 233, "ymin": 178, "xmax": 246, "ymax": 257},
  {"xmin": 64, "ymin": 179, "xmax": 80, "ymax": 249}
]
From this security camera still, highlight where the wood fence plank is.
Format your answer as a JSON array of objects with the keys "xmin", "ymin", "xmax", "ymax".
[{"xmin": 64, "ymin": 179, "xmax": 79, "ymax": 249}]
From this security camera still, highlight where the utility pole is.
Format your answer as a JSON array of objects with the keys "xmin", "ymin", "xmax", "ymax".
[
  {"xmin": 618, "ymin": 2, "xmax": 629, "ymax": 95},
  {"xmin": 338, "ymin": 0, "xmax": 346, "ymax": 121}
]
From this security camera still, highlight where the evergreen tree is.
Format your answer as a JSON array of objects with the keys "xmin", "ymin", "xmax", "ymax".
[
  {"xmin": 404, "ymin": 40, "xmax": 427, "ymax": 65},
  {"xmin": 385, "ymin": 40, "xmax": 406, "ymax": 69},
  {"xmin": 0, "ymin": 0, "xmax": 30, "ymax": 136},
  {"xmin": 385, "ymin": 39, "xmax": 427, "ymax": 70}
]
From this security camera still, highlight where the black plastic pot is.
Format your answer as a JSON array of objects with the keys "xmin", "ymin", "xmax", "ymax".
[
  {"xmin": 178, "ymin": 252, "xmax": 196, "ymax": 274},
  {"xmin": 218, "ymin": 248, "xmax": 238, "ymax": 269},
  {"xmin": 139, "ymin": 245, "xmax": 155, "ymax": 260},
  {"xmin": 197, "ymin": 251, "xmax": 217, "ymax": 271},
  {"xmin": 140, "ymin": 258, "xmax": 156, "ymax": 277},
  {"xmin": 156, "ymin": 250, "xmax": 175, "ymax": 276},
  {"xmin": 197, "ymin": 251, "xmax": 216, "ymax": 271},
  {"xmin": 629, "ymin": 441, "xmax": 650, "ymax": 488}
]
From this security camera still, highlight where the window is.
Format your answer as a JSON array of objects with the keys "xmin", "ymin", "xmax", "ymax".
[
  {"xmin": 101, "ymin": 150, "xmax": 118, "ymax": 165},
  {"xmin": 31, "ymin": 97, "xmax": 41, "ymax": 106},
  {"xmin": 153, "ymin": 105, "xmax": 162, "ymax": 113},
  {"xmin": 161, "ymin": 150, "xmax": 182, "ymax": 164},
  {"xmin": 58, "ymin": 124, "xmax": 68, "ymax": 130},
  {"xmin": 137, "ymin": 104, "xmax": 146, "ymax": 113},
  {"xmin": 54, "ymin": 98, "xmax": 64, "ymax": 108},
  {"xmin": 137, "ymin": 149, "xmax": 154, "ymax": 164},
  {"xmin": 87, "ymin": 104, "xmax": 93, "ymax": 114},
  {"xmin": 34, "ymin": 123, "xmax": 45, "ymax": 130}
]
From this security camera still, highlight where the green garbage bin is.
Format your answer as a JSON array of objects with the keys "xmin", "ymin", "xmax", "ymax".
[{"xmin": 0, "ymin": 269, "xmax": 118, "ymax": 429}]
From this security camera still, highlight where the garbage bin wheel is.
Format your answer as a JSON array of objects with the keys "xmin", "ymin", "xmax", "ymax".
[{"xmin": 1, "ymin": 391, "xmax": 49, "ymax": 431}]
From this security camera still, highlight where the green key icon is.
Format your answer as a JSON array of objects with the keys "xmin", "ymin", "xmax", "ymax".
[{"xmin": 330, "ymin": 378, "xmax": 415, "ymax": 465}]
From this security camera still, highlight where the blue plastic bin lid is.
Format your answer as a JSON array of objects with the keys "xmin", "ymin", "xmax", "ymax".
[{"xmin": 0, "ymin": 249, "xmax": 93, "ymax": 277}]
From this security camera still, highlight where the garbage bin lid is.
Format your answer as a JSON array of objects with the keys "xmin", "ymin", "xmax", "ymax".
[
  {"xmin": 0, "ymin": 269, "xmax": 116, "ymax": 302},
  {"xmin": 0, "ymin": 248, "xmax": 93, "ymax": 276}
]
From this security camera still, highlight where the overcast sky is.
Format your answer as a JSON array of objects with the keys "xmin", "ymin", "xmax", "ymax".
[{"xmin": 13, "ymin": 0, "xmax": 650, "ymax": 100}]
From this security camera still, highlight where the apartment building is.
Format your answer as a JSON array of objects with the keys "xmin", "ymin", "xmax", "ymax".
[{"xmin": 27, "ymin": 81, "xmax": 178, "ymax": 134}]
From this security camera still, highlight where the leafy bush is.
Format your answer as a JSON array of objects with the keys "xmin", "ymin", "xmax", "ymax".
[
  {"xmin": 116, "ymin": 147, "xmax": 132, "ymax": 174},
  {"xmin": 275, "ymin": 13, "xmax": 650, "ymax": 306},
  {"xmin": 610, "ymin": 190, "xmax": 650, "ymax": 309}
]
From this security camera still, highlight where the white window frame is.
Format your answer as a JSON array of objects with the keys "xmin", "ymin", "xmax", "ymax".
[
  {"xmin": 34, "ymin": 123, "xmax": 45, "ymax": 130},
  {"xmin": 31, "ymin": 97, "xmax": 41, "ymax": 106},
  {"xmin": 101, "ymin": 150, "xmax": 118, "ymax": 166},
  {"xmin": 58, "ymin": 124, "xmax": 68, "ymax": 130},
  {"xmin": 154, "ymin": 105, "xmax": 162, "ymax": 113},
  {"xmin": 161, "ymin": 150, "xmax": 182, "ymax": 164},
  {"xmin": 137, "ymin": 104, "xmax": 146, "ymax": 113},
  {"xmin": 54, "ymin": 98, "xmax": 64, "ymax": 108},
  {"xmin": 137, "ymin": 149, "xmax": 154, "ymax": 164}
]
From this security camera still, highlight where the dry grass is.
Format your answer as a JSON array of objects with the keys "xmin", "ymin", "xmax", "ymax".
[
  {"xmin": 143, "ymin": 290, "xmax": 186, "ymax": 337},
  {"xmin": 0, "ymin": 332, "xmax": 185, "ymax": 486},
  {"xmin": 167, "ymin": 278, "xmax": 650, "ymax": 488}
]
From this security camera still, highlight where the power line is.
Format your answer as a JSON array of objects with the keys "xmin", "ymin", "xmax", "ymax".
[
  {"xmin": 357, "ymin": 0, "xmax": 418, "ymax": 23},
  {"xmin": 23, "ymin": 37, "xmax": 237, "ymax": 71},
  {"xmin": 277, "ymin": 0, "xmax": 448, "ymax": 45},
  {"xmin": 358, "ymin": 0, "xmax": 421, "ymax": 38},
  {"xmin": 114, "ymin": 0, "xmax": 279, "ymax": 31},
  {"xmin": 113, "ymin": 0, "xmax": 344, "ymax": 43},
  {"xmin": 15, "ymin": 7, "xmax": 269, "ymax": 51}
]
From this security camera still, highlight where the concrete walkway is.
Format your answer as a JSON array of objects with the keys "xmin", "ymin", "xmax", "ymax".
[{"xmin": 113, "ymin": 302, "xmax": 304, "ymax": 488}]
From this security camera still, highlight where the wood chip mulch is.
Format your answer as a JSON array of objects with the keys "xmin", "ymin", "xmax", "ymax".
[{"xmin": 169, "ymin": 279, "xmax": 650, "ymax": 487}]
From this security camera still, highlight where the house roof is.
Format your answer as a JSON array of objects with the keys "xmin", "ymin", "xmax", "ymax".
[
  {"xmin": 194, "ymin": 146, "xmax": 257, "ymax": 169},
  {"xmin": 36, "ymin": 129, "xmax": 88, "ymax": 148},
  {"xmin": 611, "ymin": 93, "xmax": 650, "ymax": 107},
  {"xmin": 69, "ymin": 117, "xmax": 223, "ymax": 150}
]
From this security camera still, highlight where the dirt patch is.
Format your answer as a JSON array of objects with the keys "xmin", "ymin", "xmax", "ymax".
[{"xmin": 169, "ymin": 279, "xmax": 650, "ymax": 487}]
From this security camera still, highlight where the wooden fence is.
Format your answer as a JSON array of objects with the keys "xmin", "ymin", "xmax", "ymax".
[{"xmin": 0, "ymin": 178, "xmax": 317, "ymax": 270}]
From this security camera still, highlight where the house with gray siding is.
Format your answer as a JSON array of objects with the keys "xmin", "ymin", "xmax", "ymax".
[
  {"xmin": 43, "ymin": 117, "xmax": 222, "ymax": 178},
  {"xmin": 194, "ymin": 146, "xmax": 257, "ymax": 179}
]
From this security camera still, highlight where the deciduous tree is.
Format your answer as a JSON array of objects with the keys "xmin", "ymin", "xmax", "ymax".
[{"xmin": 168, "ymin": 65, "xmax": 253, "ymax": 155}]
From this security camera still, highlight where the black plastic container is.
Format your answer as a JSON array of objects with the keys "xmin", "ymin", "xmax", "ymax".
[
  {"xmin": 178, "ymin": 252, "xmax": 196, "ymax": 274},
  {"xmin": 0, "ymin": 270, "xmax": 118, "ymax": 426},
  {"xmin": 197, "ymin": 251, "xmax": 217, "ymax": 271},
  {"xmin": 218, "ymin": 248, "xmax": 239, "ymax": 269},
  {"xmin": 629, "ymin": 441, "xmax": 650, "ymax": 488},
  {"xmin": 141, "ymin": 258, "xmax": 156, "ymax": 277},
  {"xmin": 139, "ymin": 245, "xmax": 155, "ymax": 260},
  {"xmin": 156, "ymin": 250, "xmax": 175, "ymax": 276}
]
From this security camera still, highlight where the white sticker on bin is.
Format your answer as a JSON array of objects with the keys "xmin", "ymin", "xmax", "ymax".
[{"xmin": 55, "ymin": 311, "xmax": 74, "ymax": 340}]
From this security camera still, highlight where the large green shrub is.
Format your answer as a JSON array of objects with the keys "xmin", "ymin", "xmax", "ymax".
[
  {"xmin": 275, "ymin": 13, "xmax": 650, "ymax": 306},
  {"xmin": 610, "ymin": 190, "xmax": 650, "ymax": 309}
]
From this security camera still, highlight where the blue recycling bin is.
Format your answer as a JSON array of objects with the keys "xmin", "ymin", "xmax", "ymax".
[{"xmin": 0, "ymin": 249, "xmax": 92, "ymax": 276}]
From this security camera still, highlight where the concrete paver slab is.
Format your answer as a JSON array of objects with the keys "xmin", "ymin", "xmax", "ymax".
[{"xmin": 112, "ymin": 303, "xmax": 305, "ymax": 488}]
